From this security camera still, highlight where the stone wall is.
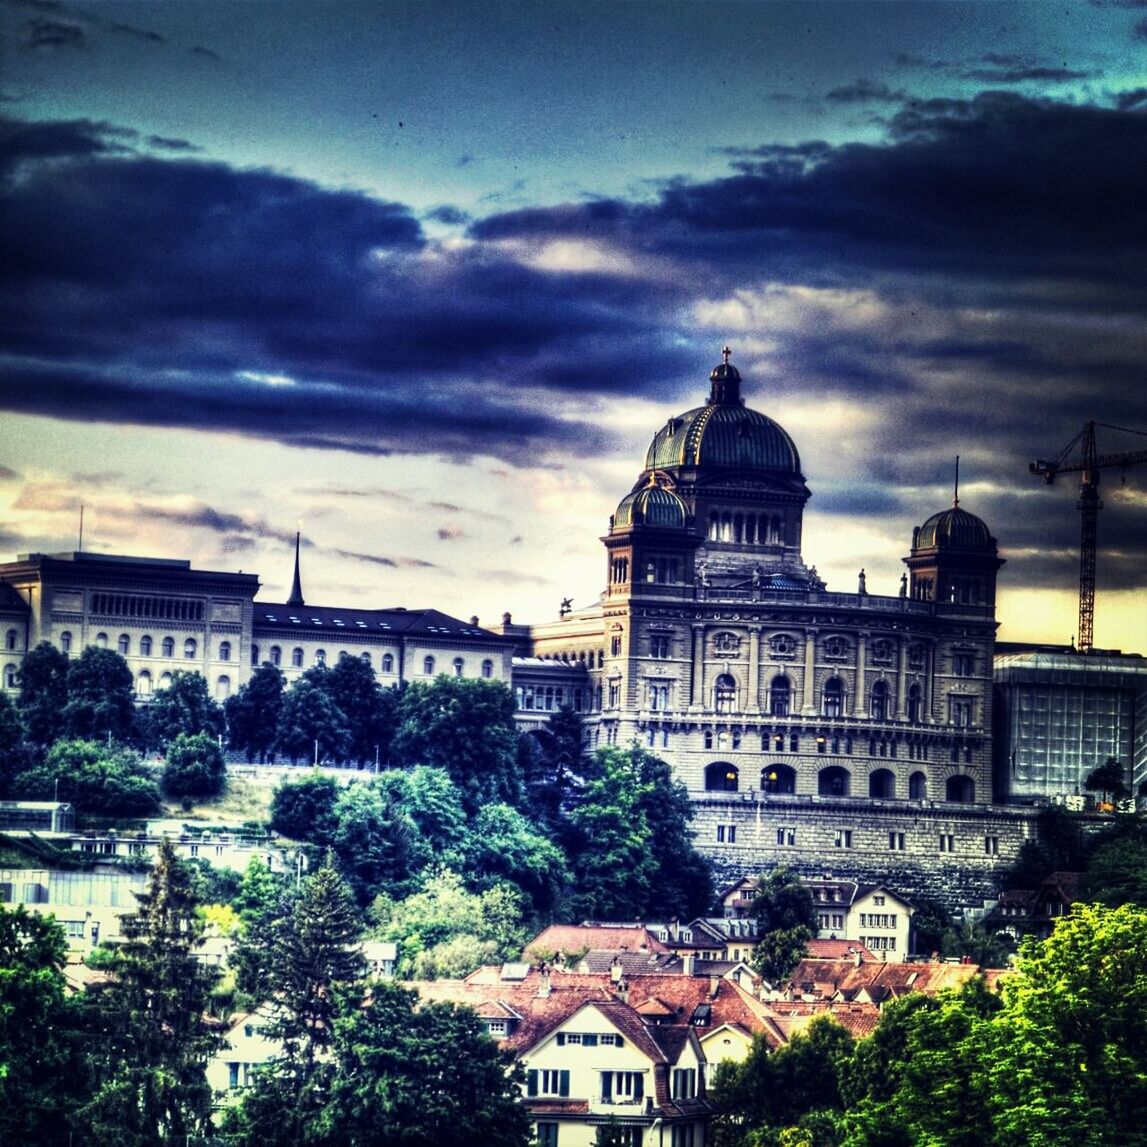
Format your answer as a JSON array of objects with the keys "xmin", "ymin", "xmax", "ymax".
[{"xmin": 691, "ymin": 794, "xmax": 1039, "ymax": 912}]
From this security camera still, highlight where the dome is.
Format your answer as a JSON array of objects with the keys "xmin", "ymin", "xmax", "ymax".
[
  {"xmin": 642, "ymin": 353, "xmax": 802, "ymax": 474},
  {"xmin": 915, "ymin": 505, "xmax": 995, "ymax": 551},
  {"xmin": 613, "ymin": 484, "xmax": 688, "ymax": 530}
]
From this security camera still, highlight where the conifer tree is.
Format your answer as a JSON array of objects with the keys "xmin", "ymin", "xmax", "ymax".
[{"xmin": 78, "ymin": 839, "xmax": 222, "ymax": 1145}]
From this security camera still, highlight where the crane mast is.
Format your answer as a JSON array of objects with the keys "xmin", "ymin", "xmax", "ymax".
[{"xmin": 1031, "ymin": 420, "xmax": 1147, "ymax": 652}]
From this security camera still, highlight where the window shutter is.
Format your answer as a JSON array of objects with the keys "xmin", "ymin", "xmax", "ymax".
[
  {"xmin": 602, "ymin": 1072, "xmax": 612, "ymax": 1101},
  {"xmin": 616, "ymin": 1035, "xmax": 624, "ymax": 1047},
  {"xmin": 556, "ymin": 1032, "xmax": 566, "ymax": 1046},
  {"xmin": 559, "ymin": 1070, "xmax": 570, "ymax": 1098},
  {"xmin": 635, "ymin": 1073, "xmax": 644, "ymax": 1102},
  {"xmin": 527, "ymin": 1069, "xmax": 538, "ymax": 1097}
]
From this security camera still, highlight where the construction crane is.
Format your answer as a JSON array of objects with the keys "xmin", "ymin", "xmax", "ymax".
[{"xmin": 1030, "ymin": 420, "xmax": 1147, "ymax": 652}]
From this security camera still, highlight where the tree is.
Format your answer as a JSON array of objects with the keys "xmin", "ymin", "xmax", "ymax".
[
  {"xmin": 1084, "ymin": 755, "xmax": 1129, "ymax": 804},
  {"xmin": 162, "ymin": 730, "xmax": 227, "ymax": 799},
  {"xmin": 224, "ymin": 857, "xmax": 363, "ymax": 1146},
  {"xmin": 0, "ymin": 905, "xmax": 88, "ymax": 1142},
  {"xmin": 522, "ymin": 703, "xmax": 588, "ymax": 828},
  {"xmin": 376, "ymin": 764, "xmax": 469, "ymax": 868},
  {"xmin": 985, "ymin": 903, "xmax": 1147, "ymax": 1146},
  {"xmin": 372, "ymin": 868, "xmax": 529, "ymax": 978},
  {"xmin": 318, "ymin": 982, "xmax": 532, "ymax": 1147},
  {"xmin": 392, "ymin": 676, "xmax": 522, "ymax": 814},
  {"xmin": 277, "ymin": 676, "xmax": 352, "ymax": 764},
  {"xmin": 12, "ymin": 737, "xmax": 160, "ymax": 815},
  {"xmin": 78, "ymin": 840, "xmax": 222, "ymax": 1146},
  {"xmin": 16, "ymin": 639, "xmax": 70, "ymax": 745},
  {"xmin": 749, "ymin": 867, "xmax": 817, "ymax": 982},
  {"xmin": 225, "ymin": 661, "xmax": 286, "ymax": 762},
  {"xmin": 139, "ymin": 669, "xmax": 224, "ymax": 750},
  {"xmin": 712, "ymin": 1017, "xmax": 853, "ymax": 1146},
  {"xmin": 329, "ymin": 780, "xmax": 426, "ymax": 902},
  {"xmin": 61, "ymin": 644, "xmax": 137, "ymax": 742},
  {"xmin": 270, "ymin": 770, "xmax": 343, "ymax": 844},
  {"xmin": 1085, "ymin": 825, "xmax": 1147, "ymax": 907},
  {"xmin": 325, "ymin": 653, "xmax": 396, "ymax": 765}
]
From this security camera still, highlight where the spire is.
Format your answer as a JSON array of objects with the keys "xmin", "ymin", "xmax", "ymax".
[
  {"xmin": 953, "ymin": 455, "xmax": 960, "ymax": 508},
  {"xmin": 287, "ymin": 530, "xmax": 305, "ymax": 607}
]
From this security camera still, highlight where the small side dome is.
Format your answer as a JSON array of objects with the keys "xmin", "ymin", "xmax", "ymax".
[
  {"xmin": 613, "ymin": 485, "xmax": 688, "ymax": 530},
  {"xmin": 915, "ymin": 506, "xmax": 995, "ymax": 552}
]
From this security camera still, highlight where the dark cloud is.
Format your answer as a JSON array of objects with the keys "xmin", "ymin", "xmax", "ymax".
[
  {"xmin": 1115, "ymin": 87, "xmax": 1147, "ymax": 109},
  {"xmin": 22, "ymin": 17, "xmax": 85, "ymax": 49},
  {"xmin": 825, "ymin": 78, "xmax": 905, "ymax": 104},
  {"xmin": 962, "ymin": 64, "xmax": 1092, "ymax": 83},
  {"xmin": 333, "ymin": 548, "xmax": 437, "ymax": 570},
  {"xmin": 0, "ymin": 465, "xmax": 20, "ymax": 481},
  {"xmin": 146, "ymin": 135, "xmax": 201, "ymax": 153},
  {"xmin": 437, "ymin": 526, "xmax": 465, "ymax": 541},
  {"xmin": 108, "ymin": 20, "xmax": 164, "ymax": 44},
  {"xmin": 424, "ymin": 204, "xmax": 471, "ymax": 225},
  {"xmin": 1135, "ymin": 15, "xmax": 1147, "ymax": 38},
  {"xmin": 191, "ymin": 45, "xmax": 222, "ymax": 62}
]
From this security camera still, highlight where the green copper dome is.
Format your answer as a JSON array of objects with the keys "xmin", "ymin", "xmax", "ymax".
[
  {"xmin": 613, "ymin": 484, "xmax": 688, "ymax": 530},
  {"xmin": 643, "ymin": 355, "xmax": 802, "ymax": 474},
  {"xmin": 915, "ymin": 505, "xmax": 994, "ymax": 551}
]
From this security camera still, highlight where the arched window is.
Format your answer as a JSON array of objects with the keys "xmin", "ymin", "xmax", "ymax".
[
  {"xmin": 159, "ymin": 671, "xmax": 173, "ymax": 689},
  {"xmin": 482, "ymin": 659, "xmax": 494, "ymax": 679},
  {"xmin": 292, "ymin": 647, "xmax": 303, "ymax": 667},
  {"xmin": 714, "ymin": 673, "xmax": 737, "ymax": 714},
  {"xmin": 3, "ymin": 665, "xmax": 16, "ymax": 689},
  {"xmin": 360, "ymin": 651, "xmax": 372, "ymax": 667},
  {"xmin": 216, "ymin": 675, "xmax": 231, "ymax": 700},
  {"xmin": 270, "ymin": 645, "xmax": 281, "ymax": 666},
  {"xmin": 5, "ymin": 629, "xmax": 16, "ymax": 651},
  {"xmin": 162, "ymin": 636, "xmax": 175, "ymax": 657},
  {"xmin": 762, "ymin": 764, "xmax": 796, "ymax": 794},
  {"xmin": 96, "ymin": 632, "xmax": 108, "ymax": 649},
  {"xmin": 117, "ymin": 633, "xmax": 130, "ymax": 656},
  {"xmin": 60, "ymin": 631, "xmax": 73, "ymax": 654},
  {"xmin": 869, "ymin": 768, "xmax": 895, "ymax": 799},
  {"xmin": 909, "ymin": 771, "xmax": 927, "ymax": 799},
  {"xmin": 219, "ymin": 641, "xmax": 232, "ymax": 661},
  {"xmin": 382, "ymin": 653, "xmax": 394, "ymax": 673},
  {"xmin": 946, "ymin": 775, "xmax": 975, "ymax": 803},
  {"xmin": 822, "ymin": 677, "xmax": 845, "ymax": 719},
  {"xmin": 871, "ymin": 680, "xmax": 889, "ymax": 722},
  {"xmin": 907, "ymin": 683, "xmax": 922, "ymax": 724},
  {"xmin": 139, "ymin": 635, "xmax": 152, "ymax": 656},
  {"xmin": 705, "ymin": 762, "xmax": 739, "ymax": 792},
  {"xmin": 818, "ymin": 766, "xmax": 850, "ymax": 797},
  {"xmin": 769, "ymin": 676, "xmax": 791, "ymax": 716},
  {"xmin": 136, "ymin": 670, "xmax": 152, "ymax": 697},
  {"xmin": 452, "ymin": 657, "xmax": 464, "ymax": 677},
  {"xmin": 423, "ymin": 655, "xmax": 435, "ymax": 675},
  {"xmin": 314, "ymin": 649, "xmax": 326, "ymax": 666},
  {"xmin": 184, "ymin": 638, "xmax": 197, "ymax": 659}
]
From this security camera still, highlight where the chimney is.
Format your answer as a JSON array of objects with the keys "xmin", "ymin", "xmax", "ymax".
[
  {"xmin": 537, "ymin": 964, "xmax": 552, "ymax": 998},
  {"xmin": 682, "ymin": 951, "xmax": 695, "ymax": 977},
  {"xmin": 610, "ymin": 957, "xmax": 623, "ymax": 985},
  {"xmin": 708, "ymin": 976, "xmax": 720, "ymax": 1000}
]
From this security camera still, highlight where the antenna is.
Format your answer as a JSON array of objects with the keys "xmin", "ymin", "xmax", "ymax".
[
  {"xmin": 953, "ymin": 456, "xmax": 960, "ymax": 508},
  {"xmin": 78, "ymin": 504, "xmax": 85, "ymax": 552}
]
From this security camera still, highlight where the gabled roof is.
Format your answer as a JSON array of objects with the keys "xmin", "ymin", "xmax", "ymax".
[
  {"xmin": 785, "ymin": 957, "xmax": 999, "ymax": 1000},
  {"xmin": 525, "ymin": 923, "xmax": 670, "ymax": 962}
]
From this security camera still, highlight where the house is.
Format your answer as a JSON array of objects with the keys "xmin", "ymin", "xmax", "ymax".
[
  {"xmin": 988, "ymin": 871, "xmax": 1085, "ymax": 940},
  {"xmin": 781, "ymin": 954, "xmax": 1004, "ymax": 1006},
  {"xmin": 208, "ymin": 1005, "xmax": 280, "ymax": 1101}
]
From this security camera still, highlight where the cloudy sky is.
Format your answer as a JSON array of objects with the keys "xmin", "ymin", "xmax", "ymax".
[{"xmin": 2, "ymin": 0, "xmax": 1146, "ymax": 651}]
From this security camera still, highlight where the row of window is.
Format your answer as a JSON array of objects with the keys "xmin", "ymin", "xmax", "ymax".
[
  {"xmin": 89, "ymin": 593, "xmax": 206, "ymax": 621},
  {"xmin": 704, "ymin": 762, "xmax": 975, "ymax": 802},
  {"xmin": 771, "ymin": 828, "xmax": 1000, "ymax": 856},
  {"xmin": 253, "ymin": 646, "xmax": 495, "ymax": 679}
]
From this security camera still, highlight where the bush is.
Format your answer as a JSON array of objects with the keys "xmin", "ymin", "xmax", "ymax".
[{"xmin": 162, "ymin": 733, "xmax": 226, "ymax": 799}]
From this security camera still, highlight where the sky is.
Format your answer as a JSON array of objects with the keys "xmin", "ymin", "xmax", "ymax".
[{"xmin": 2, "ymin": 0, "xmax": 1146, "ymax": 652}]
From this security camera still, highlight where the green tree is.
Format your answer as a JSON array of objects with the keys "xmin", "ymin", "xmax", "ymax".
[
  {"xmin": 1085, "ymin": 826, "xmax": 1147, "ymax": 907},
  {"xmin": 139, "ymin": 669, "xmax": 224, "ymax": 750},
  {"xmin": 522, "ymin": 703, "xmax": 588, "ymax": 828},
  {"xmin": 713, "ymin": 1017, "xmax": 853, "ymax": 1147},
  {"xmin": 12, "ymin": 737, "xmax": 160, "ymax": 814},
  {"xmin": 277, "ymin": 676, "xmax": 352, "ymax": 764},
  {"xmin": 61, "ymin": 644, "xmax": 137, "ymax": 742},
  {"xmin": 376, "ymin": 764, "xmax": 469, "ymax": 867},
  {"xmin": 467, "ymin": 800, "xmax": 572, "ymax": 917},
  {"xmin": 162, "ymin": 730, "xmax": 227, "ymax": 798},
  {"xmin": 940, "ymin": 917, "xmax": 1015, "ymax": 968},
  {"xmin": 372, "ymin": 868, "xmax": 529, "ymax": 978},
  {"xmin": 270, "ymin": 770, "xmax": 342, "ymax": 844},
  {"xmin": 16, "ymin": 639, "xmax": 70, "ymax": 745},
  {"xmin": 392, "ymin": 675, "xmax": 522, "ymax": 814},
  {"xmin": 225, "ymin": 661, "xmax": 286, "ymax": 762},
  {"xmin": 325, "ymin": 653, "xmax": 397, "ymax": 765},
  {"xmin": 1084, "ymin": 755, "xmax": 1130, "ymax": 804},
  {"xmin": 330, "ymin": 779, "xmax": 425, "ymax": 902},
  {"xmin": 749, "ymin": 867, "xmax": 817, "ymax": 982},
  {"xmin": 0, "ymin": 906, "xmax": 88, "ymax": 1142},
  {"xmin": 318, "ymin": 982, "xmax": 531, "ymax": 1147},
  {"xmin": 986, "ymin": 903, "xmax": 1147, "ymax": 1146},
  {"xmin": 78, "ymin": 840, "xmax": 222, "ymax": 1146}
]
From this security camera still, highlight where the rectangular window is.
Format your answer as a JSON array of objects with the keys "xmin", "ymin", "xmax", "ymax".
[
  {"xmin": 777, "ymin": 827, "xmax": 796, "ymax": 846},
  {"xmin": 601, "ymin": 1070, "xmax": 644, "ymax": 1104},
  {"xmin": 834, "ymin": 829, "xmax": 853, "ymax": 849},
  {"xmin": 528, "ymin": 1069, "xmax": 570, "ymax": 1098},
  {"xmin": 671, "ymin": 1067, "xmax": 697, "ymax": 1099},
  {"xmin": 608, "ymin": 683, "xmax": 620, "ymax": 708},
  {"xmin": 950, "ymin": 698, "xmax": 973, "ymax": 727},
  {"xmin": 715, "ymin": 824, "xmax": 736, "ymax": 843},
  {"xmin": 939, "ymin": 833, "xmax": 956, "ymax": 853},
  {"xmin": 985, "ymin": 836, "xmax": 999, "ymax": 855},
  {"xmin": 888, "ymin": 832, "xmax": 905, "ymax": 850},
  {"xmin": 672, "ymin": 1125, "xmax": 696, "ymax": 1147},
  {"xmin": 651, "ymin": 634, "xmax": 670, "ymax": 659},
  {"xmin": 953, "ymin": 651, "xmax": 974, "ymax": 677},
  {"xmin": 535, "ymin": 1123, "xmax": 559, "ymax": 1147},
  {"xmin": 648, "ymin": 682, "xmax": 670, "ymax": 711}
]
